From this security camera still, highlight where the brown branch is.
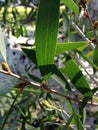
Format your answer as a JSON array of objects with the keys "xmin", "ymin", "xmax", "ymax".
[
  {"xmin": 0, "ymin": 70, "xmax": 40, "ymax": 88},
  {"xmin": 86, "ymin": 8, "xmax": 98, "ymax": 46},
  {"xmin": 0, "ymin": 69, "xmax": 98, "ymax": 106}
]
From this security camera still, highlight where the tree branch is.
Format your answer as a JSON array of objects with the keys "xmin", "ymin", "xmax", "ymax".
[{"xmin": 0, "ymin": 69, "xmax": 98, "ymax": 106}]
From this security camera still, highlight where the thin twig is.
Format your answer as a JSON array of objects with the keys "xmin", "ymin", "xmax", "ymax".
[
  {"xmin": 86, "ymin": 8, "xmax": 98, "ymax": 45},
  {"xmin": 0, "ymin": 70, "xmax": 40, "ymax": 88},
  {"xmin": 0, "ymin": 69, "xmax": 98, "ymax": 106},
  {"xmin": 70, "ymin": 21, "xmax": 95, "ymax": 49}
]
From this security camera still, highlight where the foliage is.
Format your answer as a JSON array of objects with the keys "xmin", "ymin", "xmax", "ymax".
[{"xmin": 0, "ymin": 0, "xmax": 98, "ymax": 130}]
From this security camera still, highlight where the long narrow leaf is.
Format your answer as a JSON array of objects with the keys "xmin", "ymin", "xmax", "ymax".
[
  {"xmin": 0, "ymin": 27, "xmax": 7, "ymax": 62},
  {"xmin": 36, "ymin": 0, "xmax": 60, "ymax": 80},
  {"xmin": 62, "ymin": 11, "xmax": 70, "ymax": 37},
  {"xmin": 77, "ymin": 50, "xmax": 98, "ymax": 71},
  {"xmin": 79, "ymin": 97, "xmax": 89, "ymax": 122},
  {"xmin": 93, "ymin": 46, "xmax": 98, "ymax": 73},
  {"xmin": 55, "ymin": 41, "xmax": 89, "ymax": 55},
  {"xmin": 62, "ymin": 0, "xmax": 79, "ymax": 14},
  {"xmin": 62, "ymin": 114, "xmax": 74, "ymax": 130},
  {"xmin": 39, "ymin": 64, "xmax": 68, "ymax": 88},
  {"xmin": 65, "ymin": 55, "xmax": 92, "ymax": 98},
  {"xmin": 73, "ymin": 110, "xmax": 84, "ymax": 130}
]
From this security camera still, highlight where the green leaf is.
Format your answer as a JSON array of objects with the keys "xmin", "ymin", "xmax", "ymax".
[
  {"xmin": 93, "ymin": 46, "xmax": 98, "ymax": 73},
  {"xmin": 39, "ymin": 64, "xmax": 67, "ymax": 88},
  {"xmin": 86, "ymin": 50, "xmax": 94, "ymax": 58},
  {"xmin": 62, "ymin": 114, "xmax": 74, "ymax": 130},
  {"xmin": 62, "ymin": 11, "xmax": 70, "ymax": 37},
  {"xmin": 85, "ymin": 31, "xmax": 94, "ymax": 39},
  {"xmin": 79, "ymin": 97, "xmax": 89, "ymax": 122},
  {"xmin": 3, "ymin": 0, "xmax": 8, "ymax": 23},
  {"xmin": 35, "ymin": 0, "xmax": 60, "ymax": 81},
  {"xmin": 53, "ymin": 67, "xmax": 72, "ymax": 90},
  {"xmin": 52, "ymin": 73, "xmax": 65, "ymax": 87},
  {"xmin": 42, "ymin": 100, "xmax": 58, "ymax": 110},
  {"xmin": 77, "ymin": 50, "xmax": 98, "ymax": 71},
  {"xmin": 61, "ymin": 0, "xmax": 79, "ymax": 14},
  {"xmin": 65, "ymin": 55, "xmax": 92, "ymax": 98},
  {"xmin": 89, "ymin": 111, "xmax": 98, "ymax": 117},
  {"xmin": 92, "ymin": 87, "xmax": 98, "ymax": 95},
  {"xmin": 77, "ymin": 45, "xmax": 88, "ymax": 52},
  {"xmin": 22, "ymin": 48, "xmax": 37, "ymax": 65},
  {"xmin": 0, "ymin": 27, "xmax": 7, "ymax": 62},
  {"xmin": 28, "ymin": 74, "xmax": 42, "ymax": 83},
  {"xmin": 55, "ymin": 41, "xmax": 89, "ymax": 55},
  {"xmin": 73, "ymin": 110, "xmax": 84, "ymax": 130}
]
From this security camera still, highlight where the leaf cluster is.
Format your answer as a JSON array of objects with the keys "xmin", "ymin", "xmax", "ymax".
[{"xmin": 0, "ymin": 0, "xmax": 98, "ymax": 130}]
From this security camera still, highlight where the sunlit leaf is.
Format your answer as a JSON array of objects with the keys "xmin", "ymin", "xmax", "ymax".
[
  {"xmin": 77, "ymin": 45, "xmax": 88, "ymax": 52},
  {"xmin": 61, "ymin": 0, "xmax": 79, "ymax": 14},
  {"xmin": 93, "ymin": 46, "xmax": 98, "ymax": 73},
  {"xmin": 42, "ymin": 100, "xmax": 56, "ymax": 110},
  {"xmin": 36, "ymin": 0, "xmax": 60, "ymax": 81},
  {"xmin": 65, "ymin": 55, "xmax": 92, "ymax": 98},
  {"xmin": 0, "ymin": 27, "xmax": 7, "ymax": 62},
  {"xmin": 86, "ymin": 50, "xmax": 94, "ymax": 58},
  {"xmin": 55, "ymin": 41, "xmax": 89, "ymax": 55}
]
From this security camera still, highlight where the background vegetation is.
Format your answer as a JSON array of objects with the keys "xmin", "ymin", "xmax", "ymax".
[{"xmin": 0, "ymin": 0, "xmax": 98, "ymax": 129}]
